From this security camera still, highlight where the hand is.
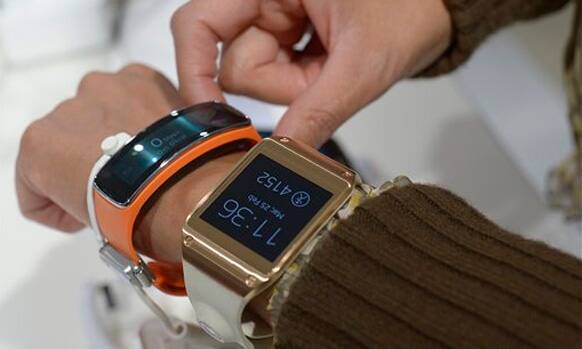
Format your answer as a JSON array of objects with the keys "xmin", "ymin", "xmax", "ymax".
[
  {"xmin": 172, "ymin": 0, "xmax": 452, "ymax": 147},
  {"xmin": 15, "ymin": 64, "xmax": 240, "ymax": 262}
]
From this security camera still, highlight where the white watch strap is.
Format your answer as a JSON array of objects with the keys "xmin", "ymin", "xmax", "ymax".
[
  {"xmin": 86, "ymin": 132, "xmax": 132, "ymax": 241},
  {"xmin": 87, "ymin": 155, "xmax": 109, "ymax": 241},
  {"xmin": 183, "ymin": 261, "xmax": 253, "ymax": 348},
  {"xmin": 86, "ymin": 131, "xmax": 186, "ymax": 336}
]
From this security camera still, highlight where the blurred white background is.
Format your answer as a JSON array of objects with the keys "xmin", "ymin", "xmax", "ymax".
[{"xmin": 0, "ymin": 1, "xmax": 580, "ymax": 348}]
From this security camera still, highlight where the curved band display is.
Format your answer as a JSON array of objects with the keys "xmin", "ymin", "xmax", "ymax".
[
  {"xmin": 94, "ymin": 125, "xmax": 261, "ymax": 295},
  {"xmin": 89, "ymin": 103, "xmax": 262, "ymax": 296}
]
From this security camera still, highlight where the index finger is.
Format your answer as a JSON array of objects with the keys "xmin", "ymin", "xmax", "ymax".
[{"xmin": 171, "ymin": 0, "xmax": 260, "ymax": 103}]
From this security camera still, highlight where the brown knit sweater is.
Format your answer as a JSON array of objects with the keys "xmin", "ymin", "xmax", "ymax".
[
  {"xmin": 422, "ymin": 0, "xmax": 570, "ymax": 76},
  {"xmin": 274, "ymin": 2, "xmax": 582, "ymax": 348},
  {"xmin": 275, "ymin": 184, "xmax": 582, "ymax": 348}
]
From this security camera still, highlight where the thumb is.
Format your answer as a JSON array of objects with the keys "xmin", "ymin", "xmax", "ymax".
[{"xmin": 273, "ymin": 47, "xmax": 389, "ymax": 148}]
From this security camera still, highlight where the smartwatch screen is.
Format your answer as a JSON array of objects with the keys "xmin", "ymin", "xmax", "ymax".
[
  {"xmin": 200, "ymin": 154, "xmax": 333, "ymax": 262},
  {"xmin": 95, "ymin": 103, "xmax": 248, "ymax": 205}
]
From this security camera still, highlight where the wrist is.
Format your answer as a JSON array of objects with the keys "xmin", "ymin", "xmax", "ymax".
[
  {"xmin": 407, "ymin": 0, "xmax": 453, "ymax": 77},
  {"xmin": 135, "ymin": 151, "xmax": 246, "ymax": 263}
]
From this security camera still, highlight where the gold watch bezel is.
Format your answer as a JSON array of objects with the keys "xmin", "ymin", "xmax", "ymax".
[{"xmin": 182, "ymin": 137, "xmax": 356, "ymax": 294}]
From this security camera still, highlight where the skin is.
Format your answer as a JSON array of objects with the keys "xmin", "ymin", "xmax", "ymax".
[
  {"xmin": 16, "ymin": 0, "xmax": 452, "ymax": 262},
  {"xmin": 172, "ymin": 0, "xmax": 452, "ymax": 147},
  {"xmin": 14, "ymin": 64, "xmax": 243, "ymax": 263},
  {"xmin": 13, "ymin": 67, "xmax": 269, "ymax": 319}
]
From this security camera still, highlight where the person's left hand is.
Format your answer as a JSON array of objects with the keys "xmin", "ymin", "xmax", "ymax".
[
  {"xmin": 15, "ymin": 64, "xmax": 241, "ymax": 262},
  {"xmin": 16, "ymin": 64, "xmax": 183, "ymax": 232}
]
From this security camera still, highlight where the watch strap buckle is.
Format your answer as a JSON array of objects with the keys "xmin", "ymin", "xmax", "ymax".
[
  {"xmin": 99, "ymin": 243, "xmax": 185, "ymax": 335},
  {"xmin": 99, "ymin": 243, "xmax": 153, "ymax": 289}
]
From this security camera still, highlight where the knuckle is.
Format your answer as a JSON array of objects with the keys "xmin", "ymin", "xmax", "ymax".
[
  {"xmin": 20, "ymin": 209, "xmax": 34, "ymax": 221},
  {"xmin": 119, "ymin": 63, "xmax": 157, "ymax": 77},
  {"xmin": 18, "ymin": 206, "xmax": 34, "ymax": 221},
  {"xmin": 50, "ymin": 98, "xmax": 79, "ymax": 119},
  {"xmin": 303, "ymin": 108, "xmax": 339, "ymax": 136},
  {"xmin": 170, "ymin": 4, "xmax": 191, "ymax": 32},
  {"xmin": 19, "ymin": 120, "xmax": 42, "ymax": 153},
  {"xmin": 217, "ymin": 68, "xmax": 234, "ymax": 91},
  {"xmin": 18, "ymin": 119, "xmax": 45, "ymax": 171},
  {"xmin": 292, "ymin": 107, "xmax": 342, "ymax": 146},
  {"xmin": 18, "ymin": 202, "xmax": 38, "ymax": 221},
  {"xmin": 217, "ymin": 65, "xmax": 245, "ymax": 94},
  {"xmin": 77, "ymin": 71, "xmax": 111, "ymax": 93}
]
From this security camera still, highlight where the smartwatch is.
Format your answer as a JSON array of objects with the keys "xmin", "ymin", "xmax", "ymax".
[
  {"xmin": 181, "ymin": 137, "xmax": 384, "ymax": 348},
  {"xmin": 87, "ymin": 102, "xmax": 261, "ymax": 303}
]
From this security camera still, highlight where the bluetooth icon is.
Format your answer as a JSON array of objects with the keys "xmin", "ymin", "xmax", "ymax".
[{"xmin": 291, "ymin": 191, "xmax": 311, "ymax": 208}]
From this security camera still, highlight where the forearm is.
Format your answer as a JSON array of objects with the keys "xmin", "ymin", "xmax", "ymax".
[
  {"xmin": 420, "ymin": 0, "xmax": 571, "ymax": 76},
  {"xmin": 275, "ymin": 184, "xmax": 582, "ymax": 348}
]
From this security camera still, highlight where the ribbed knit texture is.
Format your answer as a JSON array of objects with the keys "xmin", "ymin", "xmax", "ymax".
[
  {"xmin": 274, "ymin": 184, "xmax": 582, "ymax": 348},
  {"xmin": 420, "ymin": 0, "xmax": 570, "ymax": 76}
]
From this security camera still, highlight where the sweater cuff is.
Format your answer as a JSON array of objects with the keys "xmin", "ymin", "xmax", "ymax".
[
  {"xmin": 274, "ymin": 184, "xmax": 582, "ymax": 348},
  {"xmin": 419, "ymin": 0, "xmax": 570, "ymax": 77}
]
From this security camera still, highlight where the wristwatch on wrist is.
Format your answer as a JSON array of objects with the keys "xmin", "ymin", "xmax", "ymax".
[
  {"xmin": 86, "ymin": 102, "xmax": 261, "ymax": 333},
  {"xmin": 181, "ymin": 136, "xmax": 406, "ymax": 348}
]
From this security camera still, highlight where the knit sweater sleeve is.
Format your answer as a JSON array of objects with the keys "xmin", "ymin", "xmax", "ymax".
[
  {"xmin": 420, "ymin": 0, "xmax": 571, "ymax": 76},
  {"xmin": 274, "ymin": 184, "xmax": 582, "ymax": 348}
]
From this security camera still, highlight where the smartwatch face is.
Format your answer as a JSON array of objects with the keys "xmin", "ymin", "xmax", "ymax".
[
  {"xmin": 200, "ymin": 154, "xmax": 333, "ymax": 262},
  {"xmin": 95, "ymin": 102, "xmax": 249, "ymax": 205}
]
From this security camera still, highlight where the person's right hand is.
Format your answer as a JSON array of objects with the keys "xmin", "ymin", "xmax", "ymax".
[{"xmin": 171, "ymin": 0, "xmax": 452, "ymax": 147}]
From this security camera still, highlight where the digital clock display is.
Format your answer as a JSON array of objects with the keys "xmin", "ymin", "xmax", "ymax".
[
  {"xmin": 95, "ymin": 102, "xmax": 249, "ymax": 205},
  {"xmin": 200, "ymin": 154, "xmax": 333, "ymax": 262}
]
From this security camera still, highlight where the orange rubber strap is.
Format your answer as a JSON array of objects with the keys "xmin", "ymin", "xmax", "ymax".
[{"xmin": 94, "ymin": 125, "xmax": 261, "ymax": 296}]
